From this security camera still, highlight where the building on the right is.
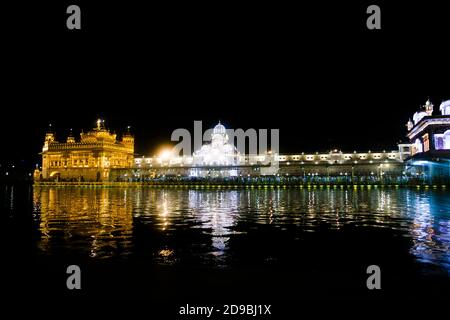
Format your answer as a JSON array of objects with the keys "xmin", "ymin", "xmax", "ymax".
[{"xmin": 405, "ymin": 99, "xmax": 450, "ymax": 182}]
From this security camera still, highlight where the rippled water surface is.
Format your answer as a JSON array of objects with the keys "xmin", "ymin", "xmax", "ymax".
[{"xmin": 2, "ymin": 185, "xmax": 450, "ymax": 276}]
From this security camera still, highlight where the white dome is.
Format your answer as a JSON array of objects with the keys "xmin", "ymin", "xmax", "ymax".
[
  {"xmin": 213, "ymin": 122, "xmax": 226, "ymax": 135},
  {"xmin": 440, "ymin": 100, "xmax": 450, "ymax": 115},
  {"xmin": 413, "ymin": 111, "xmax": 428, "ymax": 125},
  {"xmin": 192, "ymin": 121, "xmax": 238, "ymax": 166}
]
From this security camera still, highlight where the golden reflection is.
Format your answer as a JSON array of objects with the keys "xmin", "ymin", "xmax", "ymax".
[
  {"xmin": 29, "ymin": 187, "xmax": 450, "ymax": 270},
  {"xmin": 33, "ymin": 186, "xmax": 133, "ymax": 258},
  {"xmin": 157, "ymin": 191, "xmax": 169, "ymax": 231}
]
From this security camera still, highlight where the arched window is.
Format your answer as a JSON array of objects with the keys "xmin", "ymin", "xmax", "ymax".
[
  {"xmin": 443, "ymin": 130, "xmax": 450, "ymax": 150},
  {"xmin": 414, "ymin": 138, "xmax": 423, "ymax": 154}
]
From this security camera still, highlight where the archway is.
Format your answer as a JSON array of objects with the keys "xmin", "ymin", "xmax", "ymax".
[
  {"xmin": 414, "ymin": 138, "xmax": 423, "ymax": 154},
  {"xmin": 443, "ymin": 130, "xmax": 450, "ymax": 149},
  {"xmin": 49, "ymin": 171, "xmax": 61, "ymax": 181}
]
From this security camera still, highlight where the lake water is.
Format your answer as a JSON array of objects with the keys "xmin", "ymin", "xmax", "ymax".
[{"xmin": 1, "ymin": 184, "xmax": 450, "ymax": 299}]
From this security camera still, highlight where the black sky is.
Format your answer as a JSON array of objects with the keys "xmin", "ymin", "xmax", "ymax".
[{"xmin": 2, "ymin": 1, "xmax": 449, "ymax": 166}]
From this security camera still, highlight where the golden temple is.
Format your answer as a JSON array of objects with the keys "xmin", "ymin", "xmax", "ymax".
[{"xmin": 39, "ymin": 119, "xmax": 134, "ymax": 182}]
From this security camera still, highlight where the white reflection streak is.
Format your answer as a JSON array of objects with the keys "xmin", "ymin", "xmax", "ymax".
[
  {"xmin": 410, "ymin": 195, "xmax": 436, "ymax": 264},
  {"xmin": 158, "ymin": 191, "xmax": 169, "ymax": 230},
  {"xmin": 188, "ymin": 191, "xmax": 238, "ymax": 253}
]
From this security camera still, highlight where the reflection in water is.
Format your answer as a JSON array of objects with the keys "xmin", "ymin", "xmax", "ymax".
[
  {"xmin": 29, "ymin": 187, "xmax": 450, "ymax": 271},
  {"xmin": 409, "ymin": 192, "xmax": 450, "ymax": 269},
  {"xmin": 188, "ymin": 190, "xmax": 239, "ymax": 253},
  {"xmin": 34, "ymin": 187, "xmax": 133, "ymax": 258}
]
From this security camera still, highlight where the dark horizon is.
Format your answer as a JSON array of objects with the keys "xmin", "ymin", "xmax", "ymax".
[
  {"xmin": 3, "ymin": 94, "xmax": 449, "ymax": 166},
  {"xmin": 2, "ymin": 1, "xmax": 450, "ymax": 166}
]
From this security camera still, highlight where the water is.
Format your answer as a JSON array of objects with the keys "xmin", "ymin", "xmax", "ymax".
[{"xmin": 1, "ymin": 184, "xmax": 450, "ymax": 299}]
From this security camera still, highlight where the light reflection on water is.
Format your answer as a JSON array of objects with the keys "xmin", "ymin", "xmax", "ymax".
[{"xmin": 26, "ymin": 187, "xmax": 450, "ymax": 271}]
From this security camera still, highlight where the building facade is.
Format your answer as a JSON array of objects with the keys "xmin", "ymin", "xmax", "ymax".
[
  {"xmin": 36, "ymin": 100, "xmax": 450, "ymax": 183},
  {"xmin": 39, "ymin": 119, "xmax": 134, "ymax": 181},
  {"xmin": 407, "ymin": 99, "xmax": 450, "ymax": 157},
  {"xmin": 129, "ymin": 122, "xmax": 406, "ymax": 181},
  {"xmin": 133, "ymin": 148, "xmax": 405, "ymax": 180},
  {"xmin": 405, "ymin": 99, "xmax": 450, "ymax": 182}
]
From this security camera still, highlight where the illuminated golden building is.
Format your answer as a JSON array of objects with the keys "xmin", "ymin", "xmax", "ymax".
[{"xmin": 40, "ymin": 119, "xmax": 134, "ymax": 181}]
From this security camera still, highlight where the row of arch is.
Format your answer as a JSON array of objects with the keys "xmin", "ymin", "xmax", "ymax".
[{"xmin": 413, "ymin": 129, "xmax": 450, "ymax": 154}]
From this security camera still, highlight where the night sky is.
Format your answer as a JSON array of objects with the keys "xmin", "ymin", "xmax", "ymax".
[{"xmin": 2, "ymin": 1, "xmax": 449, "ymax": 167}]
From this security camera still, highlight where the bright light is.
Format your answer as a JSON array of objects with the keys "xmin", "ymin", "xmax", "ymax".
[
  {"xmin": 159, "ymin": 149, "xmax": 172, "ymax": 160},
  {"xmin": 412, "ymin": 161, "xmax": 429, "ymax": 166}
]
